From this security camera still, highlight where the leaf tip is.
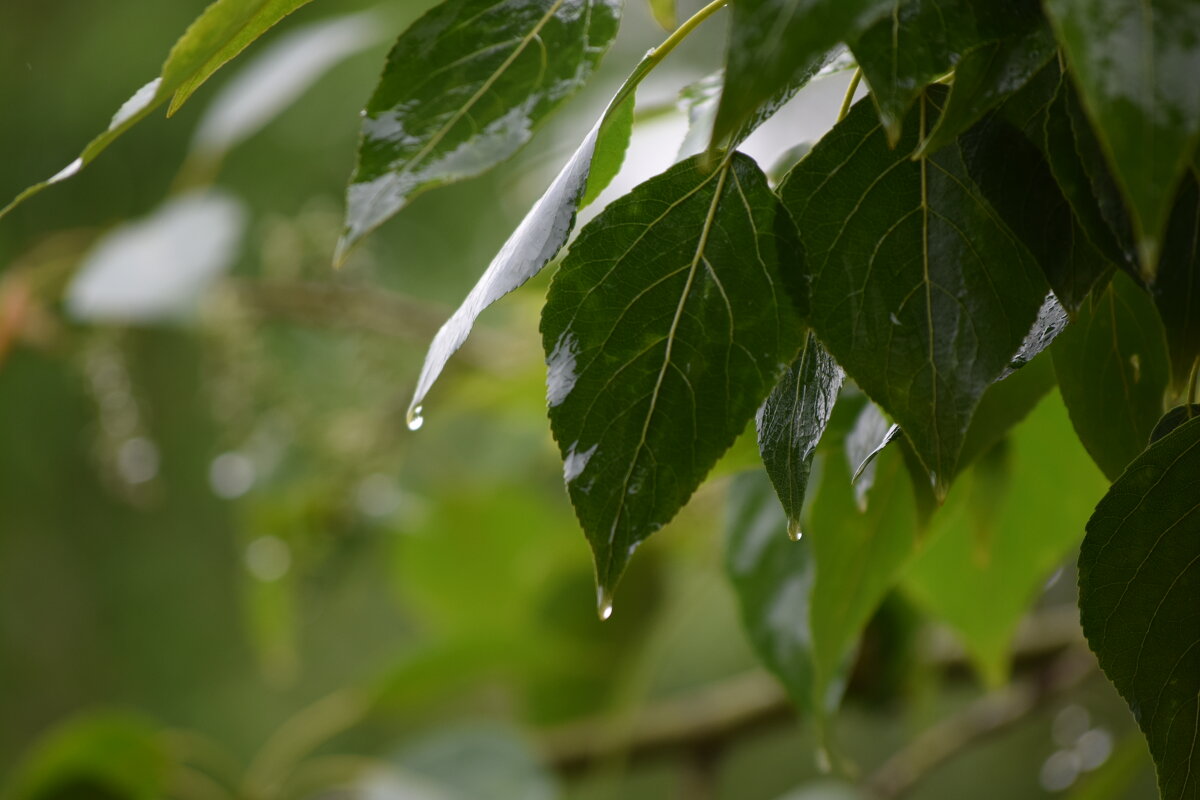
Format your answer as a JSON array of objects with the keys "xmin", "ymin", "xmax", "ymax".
[
  {"xmin": 596, "ymin": 585, "xmax": 614, "ymax": 621},
  {"xmin": 786, "ymin": 517, "xmax": 803, "ymax": 541}
]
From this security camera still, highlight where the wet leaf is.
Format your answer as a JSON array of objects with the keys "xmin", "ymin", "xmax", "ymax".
[
  {"xmin": 0, "ymin": 0, "xmax": 316, "ymax": 217},
  {"xmin": 756, "ymin": 333, "xmax": 844, "ymax": 534},
  {"xmin": 779, "ymin": 88, "xmax": 1047, "ymax": 496},
  {"xmin": 1044, "ymin": 0, "xmax": 1200, "ymax": 276},
  {"xmin": 1052, "ymin": 271, "xmax": 1170, "ymax": 480},
  {"xmin": 337, "ymin": 0, "xmax": 621, "ymax": 261},
  {"xmin": 1079, "ymin": 415, "xmax": 1200, "ymax": 800},
  {"xmin": 712, "ymin": 0, "xmax": 891, "ymax": 147},
  {"xmin": 541, "ymin": 153, "xmax": 803, "ymax": 602},
  {"xmin": 903, "ymin": 391, "xmax": 1105, "ymax": 684}
]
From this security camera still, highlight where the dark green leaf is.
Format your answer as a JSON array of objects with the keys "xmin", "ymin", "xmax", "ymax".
[
  {"xmin": 337, "ymin": 0, "xmax": 621, "ymax": 261},
  {"xmin": 960, "ymin": 106, "xmax": 1112, "ymax": 313},
  {"xmin": 1079, "ymin": 415, "xmax": 1200, "ymax": 799},
  {"xmin": 0, "ymin": 0, "xmax": 316, "ymax": 218},
  {"xmin": 756, "ymin": 333, "xmax": 844, "ymax": 535},
  {"xmin": 542, "ymin": 153, "xmax": 803, "ymax": 604},
  {"xmin": 712, "ymin": 0, "xmax": 891, "ymax": 147},
  {"xmin": 916, "ymin": 20, "xmax": 1057, "ymax": 157},
  {"xmin": 1044, "ymin": 0, "xmax": 1200, "ymax": 276},
  {"xmin": 903, "ymin": 390, "xmax": 1106, "ymax": 684},
  {"xmin": 1152, "ymin": 171, "xmax": 1200, "ymax": 392},
  {"xmin": 1052, "ymin": 271, "xmax": 1170, "ymax": 480},
  {"xmin": 725, "ymin": 469, "xmax": 820, "ymax": 713},
  {"xmin": 1150, "ymin": 405, "xmax": 1200, "ymax": 443},
  {"xmin": 848, "ymin": 0, "xmax": 1043, "ymax": 144},
  {"xmin": 779, "ymin": 89, "xmax": 1048, "ymax": 496}
]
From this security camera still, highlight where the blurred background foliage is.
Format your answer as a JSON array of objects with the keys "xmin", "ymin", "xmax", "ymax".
[{"xmin": 0, "ymin": 0, "xmax": 1163, "ymax": 798}]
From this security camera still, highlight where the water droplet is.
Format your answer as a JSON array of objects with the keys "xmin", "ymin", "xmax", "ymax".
[
  {"xmin": 597, "ymin": 586, "xmax": 614, "ymax": 621},
  {"xmin": 406, "ymin": 404, "xmax": 424, "ymax": 431},
  {"xmin": 786, "ymin": 518, "xmax": 803, "ymax": 541},
  {"xmin": 889, "ymin": 312, "xmax": 901, "ymax": 325}
]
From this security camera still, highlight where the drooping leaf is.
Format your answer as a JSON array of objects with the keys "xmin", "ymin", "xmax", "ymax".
[
  {"xmin": 779, "ymin": 88, "xmax": 1047, "ymax": 497},
  {"xmin": 1052, "ymin": 271, "xmax": 1170, "ymax": 480},
  {"xmin": 848, "ymin": 0, "xmax": 1044, "ymax": 144},
  {"xmin": 916, "ymin": 20, "xmax": 1057, "ymax": 157},
  {"xmin": 1152, "ymin": 170, "xmax": 1200, "ymax": 392},
  {"xmin": 960, "ymin": 106, "xmax": 1112, "ymax": 313},
  {"xmin": 725, "ymin": 469, "xmax": 820, "ymax": 713},
  {"xmin": 756, "ymin": 333, "xmax": 844, "ymax": 535},
  {"xmin": 1044, "ymin": 0, "xmax": 1200, "ymax": 276},
  {"xmin": 808, "ymin": 444, "xmax": 917, "ymax": 716},
  {"xmin": 337, "ymin": 0, "xmax": 621, "ymax": 262},
  {"xmin": 0, "ymin": 0, "xmax": 317, "ymax": 217},
  {"xmin": 845, "ymin": 403, "xmax": 898, "ymax": 491},
  {"xmin": 542, "ymin": 153, "xmax": 804, "ymax": 604},
  {"xmin": 903, "ymin": 390, "xmax": 1105, "ymax": 685},
  {"xmin": 711, "ymin": 0, "xmax": 891, "ymax": 148},
  {"xmin": 1078, "ymin": 415, "xmax": 1200, "ymax": 800},
  {"xmin": 406, "ymin": 69, "xmax": 643, "ymax": 424}
]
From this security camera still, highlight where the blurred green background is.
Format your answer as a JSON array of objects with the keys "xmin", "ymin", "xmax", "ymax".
[{"xmin": 0, "ymin": 1, "xmax": 1162, "ymax": 798}]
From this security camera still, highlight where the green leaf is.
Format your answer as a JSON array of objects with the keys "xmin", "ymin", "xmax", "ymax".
[
  {"xmin": 848, "ymin": 0, "xmax": 1043, "ymax": 144},
  {"xmin": 1078, "ymin": 414, "xmax": 1200, "ymax": 800},
  {"xmin": 1052, "ymin": 271, "xmax": 1170, "ymax": 480},
  {"xmin": 712, "ymin": 0, "xmax": 891, "ymax": 147},
  {"xmin": 5, "ymin": 713, "xmax": 170, "ymax": 800},
  {"xmin": 808, "ymin": 444, "xmax": 918, "ymax": 715},
  {"xmin": 960, "ymin": 342, "xmax": 1058, "ymax": 469},
  {"xmin": 903, "ymin": 390, "xmax": 1106, "ymax": 685},
  {"xmin": 725, "ymin": 469, "xmax": 820, "ymax": 713},
  {"xmin": 1151, "ymin": 405, "xmax": 1200, "ymax": 443},
  {"xmin": 756, "ymin": 333, "xmax": 844, "ymax": 535},
  {"xmin": 960, "ymin": 105, "xmax": 1112, "ymax": 313},
  {"xmin": 1044, "ymin": 0, "xmax": 1200, "ymax": 276},
  {"xmin": 1152, "ymin": 171, "xmax": 1200, "ymax": 392},
  {"xmin": 337, "ymin": 0, "xmax": 621, "ymax": 261},
  {"xmin": 579, "ymin": 94, "xmax": 635, "ymax": 209},
  {"xmin": 647, "ymin": 0, "xmax": 677, "ymax": 31},
  {"xmin": 779, "ymin": 89, "xmax": 1048, "ymax": 497},
  {"xmin": 541, "ymin": 153, "xmax": 803, "ymax": 606},
  {"xmin": 915, "ymin": 20, "xmax": 1057, "ymax": 157},
  {"xmin": 0, "ymin": 0, "xmax": 316, "ymax": 218}
]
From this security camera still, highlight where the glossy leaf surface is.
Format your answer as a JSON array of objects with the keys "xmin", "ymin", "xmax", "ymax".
[
  {"xmin": 542, "ymin": 153, "xmax": 803, "ymax": 600},
  {"xmin": 756, "ymin": 333, "xmax": 844, "ymax": 534},
  {"xmin": 904, "ymin": 391, "xmax": 1106, "ymax": 684},
  {"xmin": 1152, "ymin": 171, "xmax": 1200, "ymax": 391},
  {"xmin": 849, "ymin": 0, "xmax": 1042, "ymax": 143},
  {"xmin": 779, "ymin": 90, "xmax": 1047, "ymax": 495},
  {"xmin": 0, "ymin": 0, "xmax": 316, "ymax": 217},
  {"xmin": 1079, "ymin": 415, "xmax": 1200, "ymax": 800},
  {"xmin": 725, "ymin": 469, "xmax": 819, "ymax": 712},
  {"xmin": 1052, "ymin": 271, "xmax": 1170, "ymax": 480},
  {"xmin": 338, "ymin": 0, "xmax": 620, "ymax": 260},
  {"xmin": 1045, "ymin": 0, "xmax": 1200, "ymax": 275},
  {"xmin": 712, "ymin": 0, "xmax": 891, "ymax": 147}
]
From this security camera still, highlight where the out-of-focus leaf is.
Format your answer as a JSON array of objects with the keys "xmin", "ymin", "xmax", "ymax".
[
  {"xmin": 647, "ymin": 0, "xmax": 677, "ymax": 31},
  {"xmin": 779, "ymin": 88, "xmax": 1047, "ymax": 497},
  {"xmin": 711, "ymin": 0, "xmax": 891, "ymax": 148},
  {"xmin": 903, "ymin": 391, "xmax": 1106, "ymax": 685},
  {"xmin": 541, "ymin": 153, "xmax": 803, "ymax": 606},
  {"xmin": 5, "ymin": 713, "xmax": 170, "ymax": 800},
  {"xmin": 725, "ymin": 469, "xmax": 819, "ymax": 712},
  {"xmin": 1152, "ymin": 171, "xmax": 1200, "ymax": 391},
  {"xmin": 1052, "ymin": 271, "xmax": 1170, "ymax": 480},
  {"xmin": 65, "ymin": 191, "xmax": 246, "ymax": 323},
  {"xmin": 1079, "ymin": 415, "xmax": 1200, "ymax": 800},
  {"xmin": 677, "ymin": 71, "xmax": 723, "ymax": 159},
  {"xmin": 848, "ymin": 0, "xmax": 1044, "ymax": 144},
  {"xmin": 0, "ymin": 0, "xmax": 316, "ymax": 217},
  {"xmin": 1044, "ymin": 0, "xmax": 1200, "ymax": 276},
  {"xmin": 336, "ymin": 0, "xmax": 620, "ymax": 261},
  {"xmin": 916, "ymin": 21, "xmax": 1057, "ymax": 156},
  {"xmin": 364, "ymin": 724, "xmax": 558, "ymax": 800},
  {"xmin": 756, "ymin": 333, "xmax": 844, "ymax": 535},
  {"xmin": 189, "ymin": 11, "xmax": 384, "ymax": 163},
  {"xmin": 959, "ymin": 347, "xmax": 1057, "ymax": 470}
]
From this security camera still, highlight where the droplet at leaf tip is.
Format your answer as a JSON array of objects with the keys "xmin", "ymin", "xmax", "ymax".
[
  {"xmin": 406, "ymin": 404, "xmax": 424, "ymax": 431},
  {"xmin": 786, "ymin": 517, "xmax": 803, "ymax": 541},
  {"xmin": 596, "ymin": 586, "xmax": 614, "ymax": 621}
]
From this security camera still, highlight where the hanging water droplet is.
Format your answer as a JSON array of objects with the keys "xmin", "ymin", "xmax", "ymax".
[
  {"xmin": 406, "ymin": 404, "xmax": 424, "ymax": 431},
  {"xmin": 597, "ymin": 586, "xmax": 614, "ymax": 621},
  {"xmin": 786, "ymin": 517, "xmax": 803, "ymax": 541}
]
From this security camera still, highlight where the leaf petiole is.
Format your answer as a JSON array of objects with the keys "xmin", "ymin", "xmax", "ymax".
[{"xmin": 837, "ymin": 68, "xmax": 863, "ymax": 123}]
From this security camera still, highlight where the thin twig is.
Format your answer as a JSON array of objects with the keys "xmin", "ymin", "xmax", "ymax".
[{"xmin": 838, "ymin": 69, "xmax": 863, "ymax": 122}]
